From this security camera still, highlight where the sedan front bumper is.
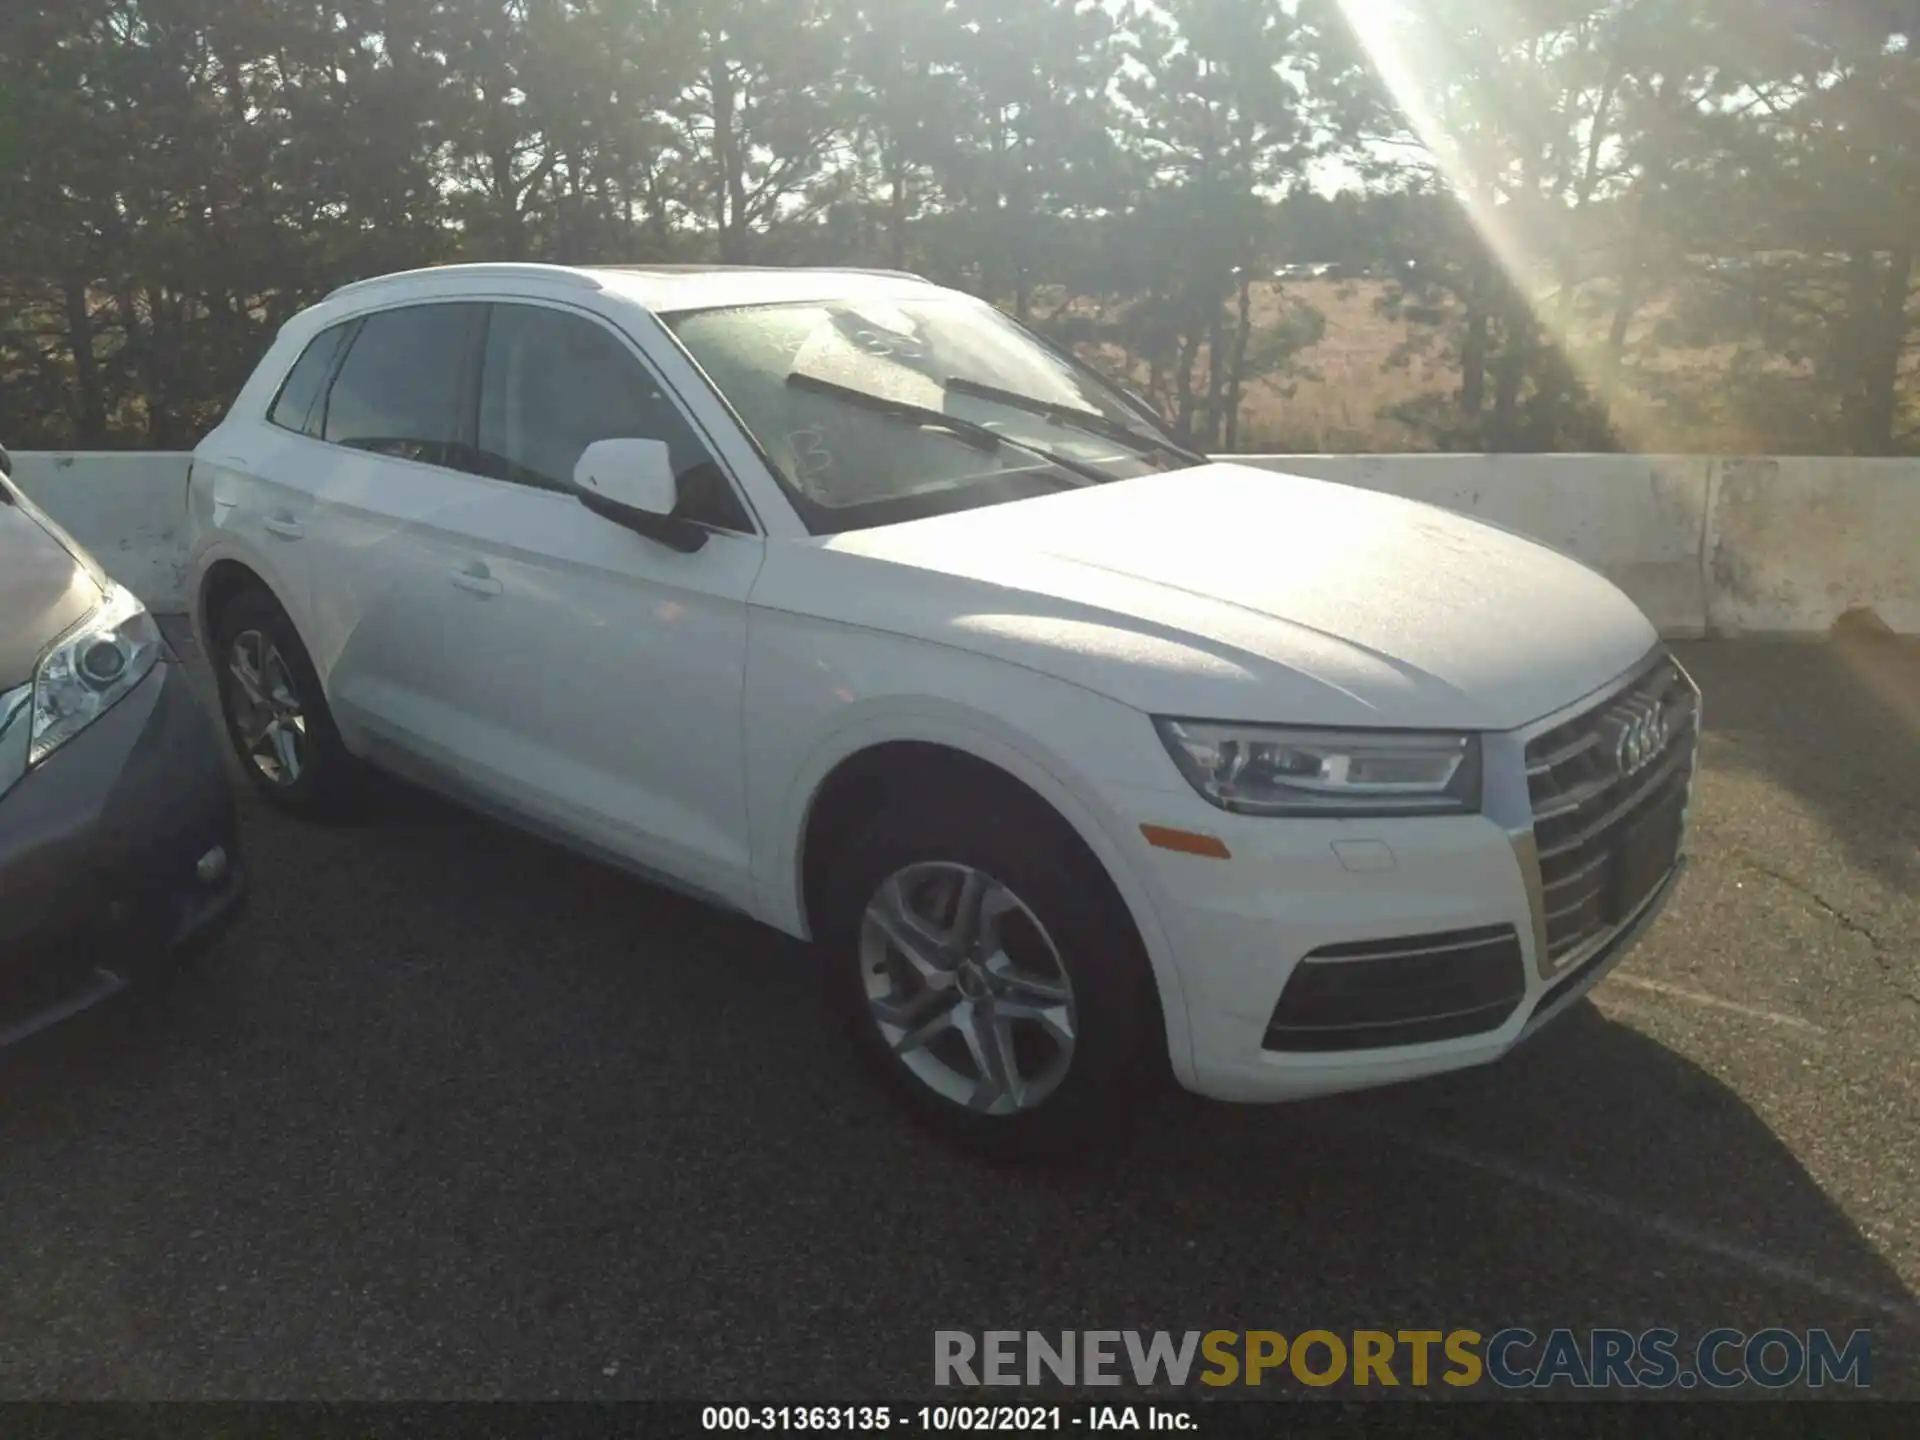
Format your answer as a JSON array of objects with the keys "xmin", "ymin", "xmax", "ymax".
[{"xmin": 0, "ymin": 659, "xmax": 245, "ymax": 1048}]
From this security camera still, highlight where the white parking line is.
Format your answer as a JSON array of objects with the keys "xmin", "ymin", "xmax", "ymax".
[
  {"xmin": 1595, "ymin": 995, "xmax": 1828, "ymax": 1048},
  {"xmin": 1604, "ymin": 974, "xmax": 1827, "ymax": 1035},
  {"xmin": 1382, "ymin": 1129, "xmax": 1919, "ymax": 1322}
]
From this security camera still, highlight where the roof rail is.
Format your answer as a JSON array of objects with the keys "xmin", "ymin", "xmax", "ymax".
[
  {"xmin": 593, "ymin": 263, "xmax": 928, "ymax": 282},
  {"xmin": 322, "ymin": 263, "xmax": 603, "ymax": 303}
]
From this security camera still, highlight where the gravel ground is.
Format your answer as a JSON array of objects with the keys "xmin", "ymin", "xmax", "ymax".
[{"xmin": 2, "ymin": 633, "xmax": 1915, "ymax": 1399}]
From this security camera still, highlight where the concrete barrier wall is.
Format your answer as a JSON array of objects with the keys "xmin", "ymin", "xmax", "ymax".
[
  {"xmin": 1226, "ymin": 453, "xmax": 1714, "ymax": 637},
  {"xmin": 11, "ymin": 452, "xmax": 193, "ymax": 613},
  {"xmin": 1703, "ymin": 456, "xmax": 1920, "ymax": 637},
  {"xmin": 9, "ymin": 450, "xmax": 1917, "ymax": 637}
]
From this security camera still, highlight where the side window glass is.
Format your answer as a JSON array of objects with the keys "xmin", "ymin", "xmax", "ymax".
[
  {"xmin": 322, "ymin": 303, "xmax": 482, "ymax": 467},
  {"xmin": 267, "ymin": 322, "xmax": 353, "ymax": 438},
  {"xmin": 476, "ymin": 304, "xmax": 751, "ymax": 531}
]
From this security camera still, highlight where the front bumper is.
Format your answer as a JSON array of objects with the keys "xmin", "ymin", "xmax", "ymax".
[
  {"xmin": 1117, "ymin": 654, "xmax": 1697, "ymax": 1104},
  {"xmin": 0, "ymin": 659, "xmax": 245, "ymax": 1048}
]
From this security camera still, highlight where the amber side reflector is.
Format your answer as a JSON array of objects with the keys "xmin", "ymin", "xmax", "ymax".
[{"xmin": 1140, "ymin": 824, "xmax": 1232, "ymax": 860}]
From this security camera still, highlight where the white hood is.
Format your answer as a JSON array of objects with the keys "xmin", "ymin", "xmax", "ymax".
[{"xmin": 756, "ymin": 464, "xmax": 1659, "ymax": 731}]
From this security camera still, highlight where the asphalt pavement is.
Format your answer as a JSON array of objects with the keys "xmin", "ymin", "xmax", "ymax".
[{"xmin": 2, "ymin": 633, "xmax": 1916, "ymax": 1399}]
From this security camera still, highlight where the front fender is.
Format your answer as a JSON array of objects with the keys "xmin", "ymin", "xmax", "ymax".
[{"xmin": 744, "ymin": 611, "xmax": 1199, "ymax": 1089}]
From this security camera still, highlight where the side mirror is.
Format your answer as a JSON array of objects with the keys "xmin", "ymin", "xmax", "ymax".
[{"xmin": 571, "ymin": 438, "xmax": 707, "ymax": 554}]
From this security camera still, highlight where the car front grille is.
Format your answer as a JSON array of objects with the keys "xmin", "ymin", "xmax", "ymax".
[
  {"xmin": 1525, "ymin": 655, "xmax": 1699, "ymax": 973},
  {"xmin": 1263, "ymin": 924, "xmax": 1526, "ymax": 1052}
]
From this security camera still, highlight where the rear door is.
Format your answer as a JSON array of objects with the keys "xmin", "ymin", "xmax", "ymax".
[{"xmin": 291, "ymin": 301, "xmax": 492, "ymax": 750}]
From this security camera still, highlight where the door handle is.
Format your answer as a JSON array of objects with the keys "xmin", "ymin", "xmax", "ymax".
[
  {"xmin": 262, "ymin": 513, "xmax": 305, "ymax": 540},
  {"xmin": 448, "ymin": 563, "xmax": 502, "ymax": 598}
]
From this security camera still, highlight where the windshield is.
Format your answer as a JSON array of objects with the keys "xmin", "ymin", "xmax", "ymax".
[{"xmin": 663, "ymin": 296, "xmax": 1187, "ymax": 534}]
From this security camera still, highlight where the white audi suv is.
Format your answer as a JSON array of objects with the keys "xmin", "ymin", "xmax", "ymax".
[{"xmin": 188, "ymin": 263, "xmax": 1698, "ymax": 1155}]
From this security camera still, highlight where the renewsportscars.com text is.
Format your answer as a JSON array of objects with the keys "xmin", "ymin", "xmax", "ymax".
[{"xmin": 933, "ymin": 1328, "xmax": 1872, "ymax": 1390}]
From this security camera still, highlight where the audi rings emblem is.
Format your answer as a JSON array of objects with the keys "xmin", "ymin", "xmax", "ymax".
[{"xmin": 1611, "ymin": 702, "xmax": 1671, "ymax": 777}]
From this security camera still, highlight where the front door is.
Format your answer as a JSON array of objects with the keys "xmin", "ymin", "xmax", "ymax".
[{"xmin": 394, "ymin": 300, "xmax": 766, "ymax": 908}]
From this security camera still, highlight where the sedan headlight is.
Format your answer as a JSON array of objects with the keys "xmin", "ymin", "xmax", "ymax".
[
  {"xmin": 29, "ymin": 583, "xmax": 163, "ymax": 766},
  {"xmin": 1154, "ymin": 719, "xmax": 1481, "ymax": 816}
]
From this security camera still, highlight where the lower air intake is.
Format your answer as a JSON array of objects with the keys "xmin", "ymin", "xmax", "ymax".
[{"xmin": 1263, "ymin": 924, "xmax": 1526, "ymax": 1053}]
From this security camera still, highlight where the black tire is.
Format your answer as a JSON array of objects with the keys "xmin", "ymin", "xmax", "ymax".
[
  {"xmin": 208, "ymin": 586, "xmax": 361, "ymax": 818},
  {"xmin": 817, "ymin": 777, "xmax": 1163, "ymax": 1161}
]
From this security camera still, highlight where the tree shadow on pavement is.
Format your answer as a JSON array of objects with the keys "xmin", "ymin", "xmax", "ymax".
[{"xmin": 1673, "ymin": 637, "xmax": 1920, "ymax": 904}]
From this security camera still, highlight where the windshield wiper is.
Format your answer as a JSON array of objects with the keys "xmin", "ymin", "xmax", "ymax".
[
  {"xmin": 785, "ymin": 372, "xmax": 1113, "ymax": 486},
  {"xmin": 942, "ymin": 376, "xmax": 1207, "ymax": 466}
]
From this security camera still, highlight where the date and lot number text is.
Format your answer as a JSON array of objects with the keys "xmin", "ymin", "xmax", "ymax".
[{"xmin": 702, "ymin": 1406, "xmax": 1193, "ymax": 1432}]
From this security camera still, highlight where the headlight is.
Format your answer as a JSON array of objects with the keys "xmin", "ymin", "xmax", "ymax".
[
  {"xmin": 29, "ymin": 583, "xmax": 163, "ymax": 766},
  {"xmin": 1154, "ymin": 719, "xmax": 1481, "ymax": 816}
]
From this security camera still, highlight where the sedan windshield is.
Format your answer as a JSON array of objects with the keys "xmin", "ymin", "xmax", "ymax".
[{"xmin": 664, "ymin": 296, "xmax": 1194, "ymax": 534}]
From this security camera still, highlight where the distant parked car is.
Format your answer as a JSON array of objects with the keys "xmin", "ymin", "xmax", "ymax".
[
  {"xmin": 0, "ymin": 443, "xmax": 245, "ymax": 1049},
  {"xmin": 188, "ymin": 263, "xmax": 1697, "ymax": 1155}
]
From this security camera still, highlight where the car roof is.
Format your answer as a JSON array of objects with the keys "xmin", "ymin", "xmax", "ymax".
[{"xmin": 321, "ymin": 262, "xmax": 959, "ymax": 316}]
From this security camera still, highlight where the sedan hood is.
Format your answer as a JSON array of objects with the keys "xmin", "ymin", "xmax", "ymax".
[
  {"xmin": 0, "ymin": 484, "xmax": 102, "ymax": 690},
  {"xmin": 764, "ymin": 463, "xmax": 1658, "ymax": 730}
]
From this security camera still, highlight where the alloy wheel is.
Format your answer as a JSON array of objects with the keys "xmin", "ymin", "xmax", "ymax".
[
  {"xmin": 858, "ymin": 861, "xmax": 1078, "ymax": 1116},
  {"xmin": 225, "ymin": 629, "xmax": 308, "ymax": 787}
]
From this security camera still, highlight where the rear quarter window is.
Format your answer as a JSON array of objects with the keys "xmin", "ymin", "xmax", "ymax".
[{"xmin": 267, "ymin": 321, "xmax": 356, "ymax": 438}]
